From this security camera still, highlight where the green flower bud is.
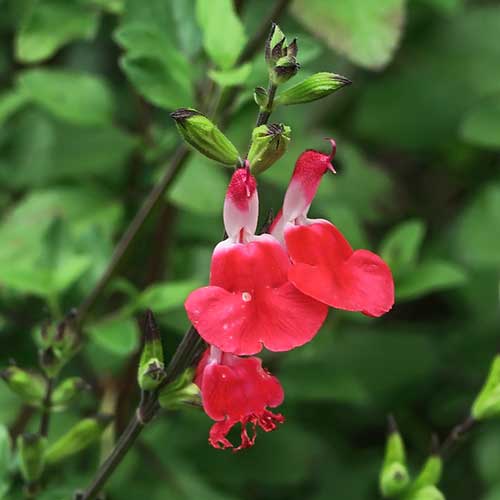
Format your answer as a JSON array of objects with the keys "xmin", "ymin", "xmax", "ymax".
[
  {"xmin": 409, "ymin": 454, "xmax": 442, "ymax": 492},
  {"xmin": 472, "ymin": 354, "xmax": 500, "ymax": 420},
  {"xmin": 1, "ymin": 366, "xmax": 46, "ymax": 406},
  {"xmin": 272, "ymin": 56, "xmax": 300, "ymax": 85},
  {"xmin": 265, "ymin": 23, "xmax": 287, "ymax": 65},
  {"xmin": 45, "ymin": 415, "xmax": 112, "ymax": 466},
  {"xmin": 158, "ymin": 368, "xmax": 200, "ymax": 410},
  {"xmin": 254, "ymin": 86, "xmax": 268, "ymax": 108},
  {"xmin": 138, "ymin": 310, "xmax": 166, "ymax": 391},
  {"xmin": 405, "ymin": 486, "xmax": 445, "ymax": 500},
  {"xmin": 17, "ymin": 434, "xmax": 46, "ymax": 483},
  {"xmin": 275, "ymin": 72, "xmax": 352, "ymax": 106},
  {"xmin": 380, "ymin": 416, "xmax": 410, "ymax": 498},
  {"xmin": 52, "ymin": 377, "xmax": 90, "ymax": 410},
  {"xmin": 171, "ymin": 108, "xmax": 240, "ymax": 165},
  {"xmin": 247, "ymin": 123, "xmax": 291, "ymax": 175}
]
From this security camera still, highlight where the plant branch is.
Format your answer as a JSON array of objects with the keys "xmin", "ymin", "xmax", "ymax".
[
  {"xmin": 39, "ymin": 377, "xmax": 54, "ymax": 437},
  {"xmin": 439, "ymin": 414, "xmax": 477, "ymax": 459},
  {"xmin": 256, "ymin": 82, "xmax": 277, "ymax": 126}
]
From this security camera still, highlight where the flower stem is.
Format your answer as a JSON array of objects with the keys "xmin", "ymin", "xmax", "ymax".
[
  {"xmin": 439, "ymin": 414, "xmax": 476, "ymax": 459},
  {"xmin": 39, "ymin": 376, "xmax": 54, "ymax": 437},
  {"xmin": 256, "ymin": 82, "xmax": 278, "ymax": 127}
]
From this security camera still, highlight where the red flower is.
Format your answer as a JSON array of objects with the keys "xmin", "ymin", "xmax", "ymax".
[
  {"xmin": 271, "ymin": 141, "xmax": 394, "ymax": 317},
  {"xmin": 195, "ymin": 346, "xmax": 285, "ymax": 451},
  {"xmin": 185, "ymin": 167, "xmax": 328, "ymax": 355}
]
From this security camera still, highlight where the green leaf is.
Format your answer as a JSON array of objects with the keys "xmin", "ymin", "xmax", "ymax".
[
  {"xmin": 132, "ymin": 280, "xmax": 201, "ymax": 313},
  {"xmin": 292, "ymin": 0, "xmax": 406, "ymax": 69},
  {"xmin": 84, "ymin": 0, "xmax": 124, "ymax": 14},
  {"xmin": 380, "ymin": 219, "xmax": 426, "ymax": 277},
  {"xmin": 461, "ymin": 95, "xmax": 500, "ymax": 149},
  {"xmin": 88, "ymin": 316, "xmax": 139, "ymax": 356},
  {"xmin": 455, "ymin": 184, "xmax": 500, "ymax": 268},
  {"xmin": 208, "ymin": 63, "xmax": 252, "ymax": 87},
  {"xmin": 15, "ymin": 0, "xmax": 100, "ymax": 63},
  {"xmin": 0, "ymin": 425, "xmax": 11, "ymax": 480},
  {"xmin": 168, "ymin": 156, "xmax": 228, "ymax": 215},
  {"xmin": 196, "ymin": 0, "xmax": 247, "ymax": 69},
  {"xmin": 115, "ymin": 23, "xmax": 194, "ymax": 109},
  {"xmin": 397, "ymin": 259, "xmax": 467, "ymax": 300},
  {"xmin": 0, "ymin": 89, "xmax": 28, "ymax": 125},
  {"xmin": 18, "ymin": 69, "xmax": 115, "ymax": 126}
]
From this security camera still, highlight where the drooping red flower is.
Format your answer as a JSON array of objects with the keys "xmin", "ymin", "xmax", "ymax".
[
  {"xmin": 195, "ymin": 346, "xmax": 285, "ymax": 451},
  {"xmin": 270, "ymin": 140, "xmax": 394, "ymax": 317},
  {"xmin": 185, "ymin": 166, "xmax": 328, "ymax": 355}
]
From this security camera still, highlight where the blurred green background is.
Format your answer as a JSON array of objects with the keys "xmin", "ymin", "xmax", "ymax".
[{"xmin": 1, "ymin": 0, "xmax": 499, "ymax": 498}]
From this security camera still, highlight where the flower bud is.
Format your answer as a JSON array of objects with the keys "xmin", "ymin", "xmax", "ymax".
[
  {"xmin": 472, "ymin": 354, "xmax": 500, "ymax": 420},
  {"xmin": 17, "ymin": 433, "xmax": 46, "ymax": 483},
  {"xmin": 406, "ymin": 486, "xmax": 445, "ymax": 500},
  {"xmin": 137, "ymin": 310, "xmax": 166, "ymax": 391},
  {"xmin": 247, "ymin": 123, "xmax": 291, "ymax": 175},
  {"xmin": 171, "ymin": 108, "xmax": 240, "ymax": 165},
  {"xmin": 44, "ymin": 415, "xmax": 112, "ymax": 466},
  {"xmin": 409, "ymin": 454, "xmax": 442, "ymax": 492},
  {"xmin": 379, "ymin": 416, "xmax": 410, "ymax": 497},
  {"xmin": 253, "ymin": 86, "xmax": 268, "ymax": 108},
  {"xmin": 272, "ymin": 56, "xmax": 300, "ymax": 85},
  {"xmin": 158, "ymin": 367, "xmax": 200, "ymax": 410},
  {"xmin": 265, "ymin": 23, "xmax": 287, "ymax": 65},
  {"xmin": 1, "ymin": 366, "xmax": 46, "ymax": 406},
  {"xmin": 52, "ymin": 377, "xmax": 90, "ymax": 410},
  {"xmin": 275, "ymin": 72, "xmax": 352, "ymax": 106}
]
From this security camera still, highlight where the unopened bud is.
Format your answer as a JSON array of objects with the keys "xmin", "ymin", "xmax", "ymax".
[
  {"xmin": 410, "ymin": 454, "xmax": 442, "ymax": 492},
  {"xmin": 138, "ymin": 310, "xmax": 166, "ymax": 391},
  {"xmin": 406, "ymin": 486, "xmax": 446, "ymax": 500},
  {"xmin": 472, "ymin": 354, "xmax": 500, "ymax": 420},
  {"xmin": 158, "ymin": 368, "xmax": 200, "ymax": 410},
  {"xmin": 253, "ymin": 86, "xmax": 268, "ymax": 108},
  {"xmin": 138, "ymin": 358, "xmax": 166, "ymax": 391},
  {"xmin": 39, "ymin": 346, "xmax": 61, "ymax": 378},
  {"xmin": 272, "ymin": 56, "xmax": 300, "ymax": 85},
  {"xmin": 52, "ymin": 377, "xmax": 90, "ymax": 409},
  {"xmin": 380, "ymin": 416, "xmax": 410, "ymax": 497},
  {"xmin": 247, "ymin": 123, "xmax": 291, "ymax": 175},
  {"xmin": 17, "ymin": 433, "xmax": 46, "ymax": 483},
  {"xmin": 275, "ymin": 72, "xmax": 352, "ymax": 106},
  {"xmin": 1, "ymin": 366, "xmax": 46, "ymax": 405},
  {"xmin": 171, "ymin": 108, "xmax": 240, "ymax": 165},
  {"xmin": 45, "ymin": 415, "xmax": 112, "ymax": 466},
  {"xmin": 265, "ymin": 23, "xmax": 287, "ymax": 65}
]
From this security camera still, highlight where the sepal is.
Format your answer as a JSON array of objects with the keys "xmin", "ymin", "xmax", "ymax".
[
  {"xmin": 17, "ymin": 434, "xmax": 46, "ymax": 483},
  {"xmin": 247, "ymin": 123, "xmax": 291, "ymax": 175},
  {"xmin": 275, "ymin": 72, "xmax": 351, "ymax": 106},
  {"xmin": 52, "ymin": 377, "xmax": 90, "ymax": 410},
  {"xmin": 170, "ymin": 108, "xmax": 240, "ymax": 165},
  {"xmin": 138, "ymin": 310, "xmax": 166, "ymax": 391},
  {"xmin": 0, "ymin": 366, "xmax": 46, "ymax": 406},
  {"xmin": 158, "ymin": 368, "xmax": 200, "ymax": 410}
]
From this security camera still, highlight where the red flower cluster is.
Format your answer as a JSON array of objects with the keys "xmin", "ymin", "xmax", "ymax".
[{"xmin": 187, "ymin": 142, "xmax": 394, "ymax": 450}]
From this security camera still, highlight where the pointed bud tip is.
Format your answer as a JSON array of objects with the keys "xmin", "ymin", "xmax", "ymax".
[
  {"xmin": 141, "ymin": 309, "xmax": 161, "ymax": 344},
  {"xmin": 387, "ymin": 414, "xmax": 398, "ymax": 434},
  {"xmin": 430, "ymin": 433, "xmax": 441, "ymax": 455},
  {"xmin": 333, "ymin": 74, "xmax": 352, "ymax": 87},
  {"xmin": 170, "ymin": 108, "xmax": 202, "ymax": 123}
]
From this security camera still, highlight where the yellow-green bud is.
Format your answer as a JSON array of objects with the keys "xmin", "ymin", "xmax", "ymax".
[
  {"xmin": 1, "ymin": 366, "xmax": 46, "ymax": 405},
  {"xmin": 17, "ymin": 434, "xmax": 46, "ymax": 483},
  {"xmin": 247, "ymin": 123, "xmax": 291, "ymax": 175},
  {"xmin": 409, "ymin": 454, "xmax": 442, "ymax": 492},
  {"xmin": 405, "ymin": 486, "xmax": 446, "ymax": 500},
  {"xmin": 52, "ymin": 377, "xmax": 90, "ymax": 410},
  {"xmin": 254, "ymin": 86, "xmax": 268, "ymax": 108},
  {"xmin": 472, "ymin": 354, "xmax": 500, "ymax": 420},
  {"xmin": 171, "ymin": 108, "xmax": 240, "ymax": 165},
  {"xmin": 272, "ymin": 56, "xmax": 300, "ymax": 85},
  {"xmin": 275, "ymin": 72, "xmax": 352, "ymax": 106},
  {"xmin": 380, "ymin": 417, "xmax": 411, "ymax": 498},
  {"xmin": 138, "ymin": 310, "xmax": 166, "ymax": 391},
  {"xmin": 45, "ymin": 415, "xmax": 112, "ymax": 466}
]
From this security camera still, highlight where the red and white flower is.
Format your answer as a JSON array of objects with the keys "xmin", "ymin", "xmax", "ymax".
[
  {"xmin": 195, "ymin": 346, "xmax": 285, "ymax": 451},
  {"xmin": 271, "ymin": 141, "xmax": 395, "ymax": 317},
  {"xmin": 185, "ymin": 166, "xmax": 328, "ymax": 355}
]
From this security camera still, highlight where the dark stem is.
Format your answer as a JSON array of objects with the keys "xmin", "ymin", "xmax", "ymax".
[
  {"xmin": 75, "ymin": 146, "xmax": 190, "ymax": 327},
  {"xmin": 439, "ymin": 414, "xmax": 476, "ymax": 459},
  {"xmin": 75, "ymin": 413, "xmax": 145, "ymax": 500},
  {"xmin": 39, "ymin": 377, "xmax": 54, "ymax": 437},
  {"xmin": 256, "ymin": 82, "xmax": 277, "ymax": 127}
]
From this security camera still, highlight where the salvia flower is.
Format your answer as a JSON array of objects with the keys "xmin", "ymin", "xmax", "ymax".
[
  {"xmin": 271, "ymin": 140, "xmax": 395, "ymax": 317},
  {"xmin": 185, "ymin": 165, "xmax": 328, "ymax": 355},
  {"xmin": 195, "ymin": 346, "xmax": 284, "ymax": 451}
]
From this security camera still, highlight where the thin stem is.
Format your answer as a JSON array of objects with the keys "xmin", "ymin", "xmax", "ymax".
[
  {"xmin": 75, "ymin": 146, "xmax": 190, "ymax": 327},
  {"xmin": 76, "ymin": 413, "xmax": 144, "ymax": 500},
  {"xmin": 256, "ymin": 82, "xmax": 277, "ymax": 126},
  {"xmin": 439, "ymin": 415, "xmax": 476, "ymax": 459},
  {"xmin": 39, "ymin": 377, "xmax": 54, "ymax": 437}
]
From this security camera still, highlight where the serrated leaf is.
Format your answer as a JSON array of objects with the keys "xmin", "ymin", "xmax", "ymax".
[
  {"xmin": 397, "ymin": 259, "xmax": 467, "ymax": 300},
  {"xmin": 15, "ymin": 0, "xmax": 100, "ymax": 63},
  {"xmin": 18, "ymin": 69, "xmax": 114, "ymax": 126},
  {"xmin": 292, "ymin": 0, "xmax": 406, "ymax": 69},
  {"xmin": 196, "ymin": 0, "xmax": 247, "ymax": 69}
]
